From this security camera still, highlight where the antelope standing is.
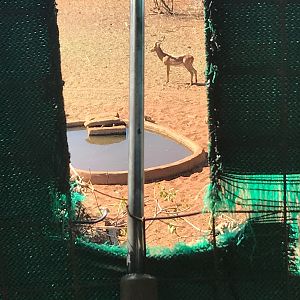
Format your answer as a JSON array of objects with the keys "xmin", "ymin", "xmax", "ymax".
[{"xmin": 151, "ymin": 40, "xmax": 197, "ymax": 85}]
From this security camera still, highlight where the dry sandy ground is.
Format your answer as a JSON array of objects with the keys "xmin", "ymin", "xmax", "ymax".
[{"xmin": 57, "ymin": 0, "xmax": 212, "ymax": 247}]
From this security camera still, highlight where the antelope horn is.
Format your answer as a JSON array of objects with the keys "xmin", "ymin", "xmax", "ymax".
[{"xmin": 157, "ymin": 36, "xmax": 165, "ymax": 43}]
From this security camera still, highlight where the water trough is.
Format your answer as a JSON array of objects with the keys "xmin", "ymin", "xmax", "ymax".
[{"xmin": 67, "ymin": 120, "xmax": 207, "ymax": 185}]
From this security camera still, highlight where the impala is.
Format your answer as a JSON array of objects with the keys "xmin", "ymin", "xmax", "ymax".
[{"xmin": 151, "ymin": 40, "xmax": 198, "ymax": 85}]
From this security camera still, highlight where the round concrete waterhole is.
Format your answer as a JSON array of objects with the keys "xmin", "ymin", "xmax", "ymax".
[{"xmin": 67, "ymin": 121, "xmax": 206, "ymax": 184}]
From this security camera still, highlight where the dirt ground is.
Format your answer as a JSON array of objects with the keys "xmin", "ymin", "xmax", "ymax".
[{"xmin": 56, "ymin": 0, "xmax": 212, "ymax": 247}]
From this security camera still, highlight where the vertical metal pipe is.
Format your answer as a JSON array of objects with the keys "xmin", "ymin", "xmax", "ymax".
[{"xmin": 127, "ymin": 0, "xmax": 145, "ymax": 274}]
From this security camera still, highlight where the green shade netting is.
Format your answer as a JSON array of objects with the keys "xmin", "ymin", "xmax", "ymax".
[
  {"xmin": 204, "ymin": 0, "xmax": 300, "ymax": 216},
  {"xmin": 203, "ymin": 0, "xmax": 300, "ymax": 295}
]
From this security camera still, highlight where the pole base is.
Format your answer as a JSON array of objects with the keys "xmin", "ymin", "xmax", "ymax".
[{"xmin": 120, "ymin": 274, "xmax": 158, "ymax": 300}]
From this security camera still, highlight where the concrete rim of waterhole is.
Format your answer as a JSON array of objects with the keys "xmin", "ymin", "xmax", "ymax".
[{"xmin": 67, "ymin": 120, "xmax": 207, "ymax": 185}]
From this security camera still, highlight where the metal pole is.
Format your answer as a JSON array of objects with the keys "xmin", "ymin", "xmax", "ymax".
[
  {"xmin": 121, "ymin": 3, "xmax": 157, "ymax": 298},
  {"xmin": 127, "ymin": 0, "xmax": 145, "ymax": 275}
]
